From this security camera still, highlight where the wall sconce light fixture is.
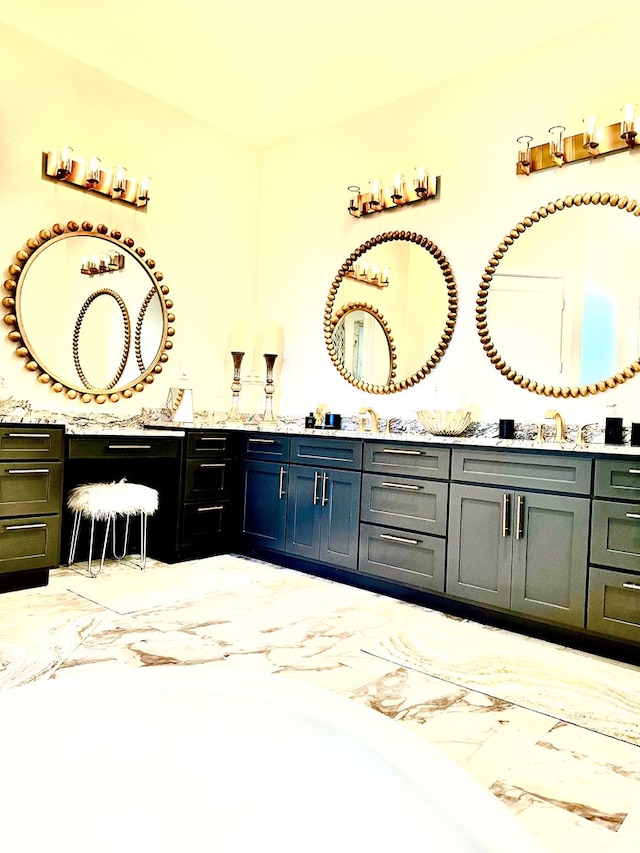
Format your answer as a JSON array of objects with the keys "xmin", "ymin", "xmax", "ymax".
[
  {"xmin": 347, "ymin": 165, "xmax": 439, "ymax": 217},
  {"xmin": 44, "ymin": 149, "xmax": 150, "ymax": 208},
  {"xmin": 516, "ymin": 103, "xmax": 639, "ymax": 175}
]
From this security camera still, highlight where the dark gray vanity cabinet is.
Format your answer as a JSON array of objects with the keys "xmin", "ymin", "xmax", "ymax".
[
  {"xmin": 285, "ymin": 436, "xmax": 361, "ymax": 570},
  {"xmin": 179, "ymin": 431, "xmax": 233, "ymax": 556},
  {"xmin": 588, "ymin": 458, "xmax": 640, "ymax": 643},
  {"xmin": 0, "ymin": 425, "xmax": 64, "ymax": 580},
  {"xmin": 447, "ymin": 449, "xmax": 591, "ymax": 628},
  {"xmin": 237, "ymin": 434, "xmax": 290, "ymax": 553},
  {"xmin": 358, "ymin": 442, "xmax": 449, "ymax": 593}
]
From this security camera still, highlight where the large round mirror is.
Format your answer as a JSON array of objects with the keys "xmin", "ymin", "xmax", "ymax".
[
  {"xmin": 324, "ymin": 231, "xmax": 458, "ymax": 393},
  {"xmin": 477, "ymin": 193, "xmax": 640, "ymax": 397},
  {"xmin": 3, "ymin": 221, "xmax": 175, "ymax": 403}
]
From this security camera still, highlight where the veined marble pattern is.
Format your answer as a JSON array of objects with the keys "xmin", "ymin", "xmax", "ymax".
[{"xmin": 1, "ymin": 555, "xmax": 639, "ymax": 852}]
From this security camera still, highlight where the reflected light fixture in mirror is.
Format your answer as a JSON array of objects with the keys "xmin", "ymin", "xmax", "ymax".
[
  {"xmin": 3, "ymin": 220, "xmax": 175, "ymax": 403},
  {"xmin": 324, "ymin": 230, "xmax": 458, "ymax": 394},
  {"xmin": 476, "ymin": 191, "xmax": 640, "ymax": 398}
]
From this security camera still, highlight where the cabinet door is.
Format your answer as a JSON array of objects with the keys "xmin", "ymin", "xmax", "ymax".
[
  {"xmin": 239, "ymin": 461, "xmax": 287, "ymax": 551},
  {"xmin": 285, "ymin": 465, "xmax": 323, "ymax": 560},
  {"xmin": 319, "ymin": 469, "xmax": 360, "ymax": 571},
  {"xmin": 511, "ymin": 493, "xmax": 589, "ymax": 628},
  {"xmin": 447, "ymin": 484, "xmax": 512, "ymax": 608}
]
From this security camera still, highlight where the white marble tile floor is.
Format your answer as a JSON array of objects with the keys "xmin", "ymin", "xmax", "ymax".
[{"xmin": 1, "ymin": 554, "xmax": 639, "ymax": 851}]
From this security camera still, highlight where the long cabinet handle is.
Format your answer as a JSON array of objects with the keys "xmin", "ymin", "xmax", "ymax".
[
  {"xmin": 515, "ymin": 495, "xmax": 524, "ymax": 540},
  {"xmin": 622, "ymin": 582, "xmax": 640, "ymax": 591},
  {"xmin": 313, "ymin": 471, "xmax": 319, "ymax": 506},
  {"xmin": 196, "ymin": 505, "xmax": 224, "ymax": 513},
  {"xmin": 380, "ymin": 532, "xmax": 420, "ymax": 545},
  {"xmin": 7, "ymin": 433, "xmax": 51, "ymax": 439},
  {"xmin": 321, "ymin": 472, "xmax": 328, "ymax": 507},
  {"xmin": 380, "ymin": 481, "xmax": 421, "ymax": 491},
  {"xmin": 199, "ymin": 463, "xmax": 225, "ymax": 469},
  {"xmin": 501, "ymin": 493, "xmax": 511, "ymax": 538},
  {"xmin": 381, "ymin": 449, "xmax": 422, "ymax": 455},
  {"xmin": 5, "ymin": 523, "xmax": 47, "ymax": 531},
  {"xmin": 7, "ymin": 468, "xmax": 50, "ymax": 475},
  {"xmin": 248, "ymin": 438, "xmax": 276, "ymax": 444},
  {"xmin": 625, "ymin": 513, "xmax": 640, "ymax": 520},
  {"xmin": 628, "ymin": 469, "xmax": 640, "ymax": 475},
  {"xmin": 278, "ymin": 466, "xmax": 286, "ymax": 500},
  {"xmin": 107, "ymin": 444, "xmax": 152, "ymax": 451}
]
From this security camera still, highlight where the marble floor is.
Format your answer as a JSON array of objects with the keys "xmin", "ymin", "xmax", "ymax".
[{"xmin": 1, "ymin": 554, "xmax": 639, "ymax": 851}]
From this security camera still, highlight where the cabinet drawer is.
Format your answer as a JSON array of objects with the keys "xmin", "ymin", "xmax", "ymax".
[
  {"xmin": 451, "ymin": 448, "xmax": 591, "ymax": 495},
  {"xmin": 591, "ymin": 500, "xmax": 640, "ymax": 572},
  {"xmin": 364, "ymin": 442, "xmax": 450, "ymax": 479},
  {"xmin": 0, "ymin": 462, "xmax": 62, "ymax": 517},
  {"xmin": 360, "ymin": 473, "xmax": 448, "ymax": 536},
  {"xmin": 587, "ymin": 566, "xmax": 640, "ymax": 643},
  {"xmin": 290, "ymin": 436, "xmax": 362, "ymax": 470},
  {"xmin": 186, "ymin": 432, "xmax": 232, "ymax": 459},
  {"xmin": 0, "ymin": 514, "xmax": 60, "ymax": 574},
  {"xmin": 0, "ymin": 426, "xmax": 63, "ymax": 460},
  {"xmin": 181, "ymin": 500, "xmax": 230, "ymax": 546},
  {"xmin": 358, "ymin": 523, "xmax": 445, "ymax": 593},
  {"xmin": 594, "ymin": 458, "xmax": 640, "ymax": 500},
  {"xmin": 239, "ymin": 434, "xmax": 290, "ymax": 462},
  {"xmin": 184, "ymin": 459, "xmax": 230, "ymax": 502},
  {"xmin": 68, "ymin": 436, "xmax": 180, "ymax": 459}
]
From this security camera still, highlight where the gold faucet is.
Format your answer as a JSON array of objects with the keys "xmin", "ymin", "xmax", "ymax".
[
  {"xmin": 544, "ymin": 409, "xmax": 567, "ymax": 442},
  {"xmin": 359, "ymin": 406, "xmax": 380, "ymax": 433}
]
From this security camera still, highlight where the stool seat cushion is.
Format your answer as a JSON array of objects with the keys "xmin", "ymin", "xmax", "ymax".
[{"xmin": 68, "ymin": 479, "xmax": 159, "ymax": 520}]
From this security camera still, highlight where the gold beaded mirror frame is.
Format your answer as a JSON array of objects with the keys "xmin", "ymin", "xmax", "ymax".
[{"xmin": 3, "ymin": 220, "xmax": 175, "ymax": 403}]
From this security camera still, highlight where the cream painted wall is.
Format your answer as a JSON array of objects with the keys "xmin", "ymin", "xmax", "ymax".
[
  {"xmin": 259, "ymin": 10, "xmax": 640, "ymax": 426},
  {"xmin": 0, "ymin": 25, "xmax": 261, "ymax": 415}
]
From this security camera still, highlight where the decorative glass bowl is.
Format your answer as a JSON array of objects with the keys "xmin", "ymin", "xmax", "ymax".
[{"xmin": 417, "ymin": 409, "xmax": 472, "ymax": 436}]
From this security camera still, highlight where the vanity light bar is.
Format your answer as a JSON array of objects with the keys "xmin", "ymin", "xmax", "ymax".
[
  {"xmin": 347, "ymin": 168, "xmax": 439, "ymax": 217},
  {"xmin": 43, "ymin": 149, "xmax": 151, "ymax": 208},
  {"xmin": 516, "ymin": 106, "xmax": 638, "ymax": 175}
]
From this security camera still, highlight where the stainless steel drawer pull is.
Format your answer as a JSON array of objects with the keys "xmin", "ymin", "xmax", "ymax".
[
  {"xmin": 622, "ymin": 582, "xmax": 640, "ymax": 591},
  {"xmin": 199, "ymin": 438, "xmax": 224, "ymax": 443},
  {"xmin": 381, "ymin": 482, "xmax": 421, "ymax": 491},
  {"xmin": 248, "ymin": 438, "xmax": 277, "ymax": 444},
  {"xmin": 199, "ymin": 463, "xmax": 225, "ymax": 469},
  {"xmin": 107, "ymin": 444, "xmax": 152, "ymax": 451},
  {"xmin": 625, "ymin": 513, "xmax": 640, "ymax": 520},
  {"xmin": 379, "ymin": 533, "xmax": 420, "ymax": 545},
  {"xmin": 5, "ymin": 523, "xmax": 47, "ymax": 531},
  {"xmin": 321, "ymin": 472, "xmax": 328, "ymax": 507},
  {"xmin": 501, "ymin": 493, "xmax": 511, "ymax": 538},
  {"xmin": 7, "ymin": 468, "xmax": 49, "ymax": 475},
  {"xmin": 515, "ymin": 495, "xmax": 524, "ymax": 540},
  {"xmin": 278, "ymin": 466, "xmax": 286, "ymax": 500},
  {"xmin": 629, "ymin": 469, "xmax": 640, "ymax": 475},
  {"xmin": 313, "ymin": 471, "xmax": 320, "ymax": 506},
  {"xmin": 7, "ymin": 433, "xmax": 50, "ymax": 439},
  {"xmin": 197, "ymin": 505, "xmax": 224, "ymax": 513},
  {"xmin": 381, "ymin": 449, "xmax": 422, "ymax": 455}
]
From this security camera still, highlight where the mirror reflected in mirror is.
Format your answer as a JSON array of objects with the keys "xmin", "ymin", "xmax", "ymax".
[
  {"xmin": 325, "ymin": 231, "xmax": 458, "ymax": 394},
  {"xmin": 477, "ymin": 193, "xmax": 640, "ymax": 397},
  {"xmin": 4, "ymin": 221, "xmax": 175, "ymax": 403}
]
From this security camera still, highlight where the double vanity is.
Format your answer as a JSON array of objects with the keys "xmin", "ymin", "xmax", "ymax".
[{"xmin": 3, "ymin": 419, "xmax": 639, "ymax": 662}]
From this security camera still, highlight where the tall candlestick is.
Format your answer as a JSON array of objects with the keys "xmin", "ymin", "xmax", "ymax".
[
  {"xmin": 224, "ymin": 351, "xmax": 245, "ymax": 422},
  {"xmin": 260, "ymin": 353, "xmax": 278, "ymax": 424}
]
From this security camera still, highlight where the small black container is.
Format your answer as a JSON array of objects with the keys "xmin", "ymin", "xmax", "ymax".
[
  {"xmin": 605, "ymin": 417, "xmax": 624, "ymax": 445},
  {"xmin": 324, "ymin": 413, "xmax": 342, "ymax": 430},
  {"xmin": 304, "ymin": 413, "xmax": 315, "ymax": 429},
  {"xmin": 631, "ymin": 423, "xmax": 640, "ymax": 447},
  {"xmin": 499, "ymin": 419, "xmax": 515, "ymax": 439}
]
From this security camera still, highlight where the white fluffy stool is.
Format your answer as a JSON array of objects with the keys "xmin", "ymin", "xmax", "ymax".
[{"xmin": 67, "ymin": 479, "xmax": 159, "ymax": 577}]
